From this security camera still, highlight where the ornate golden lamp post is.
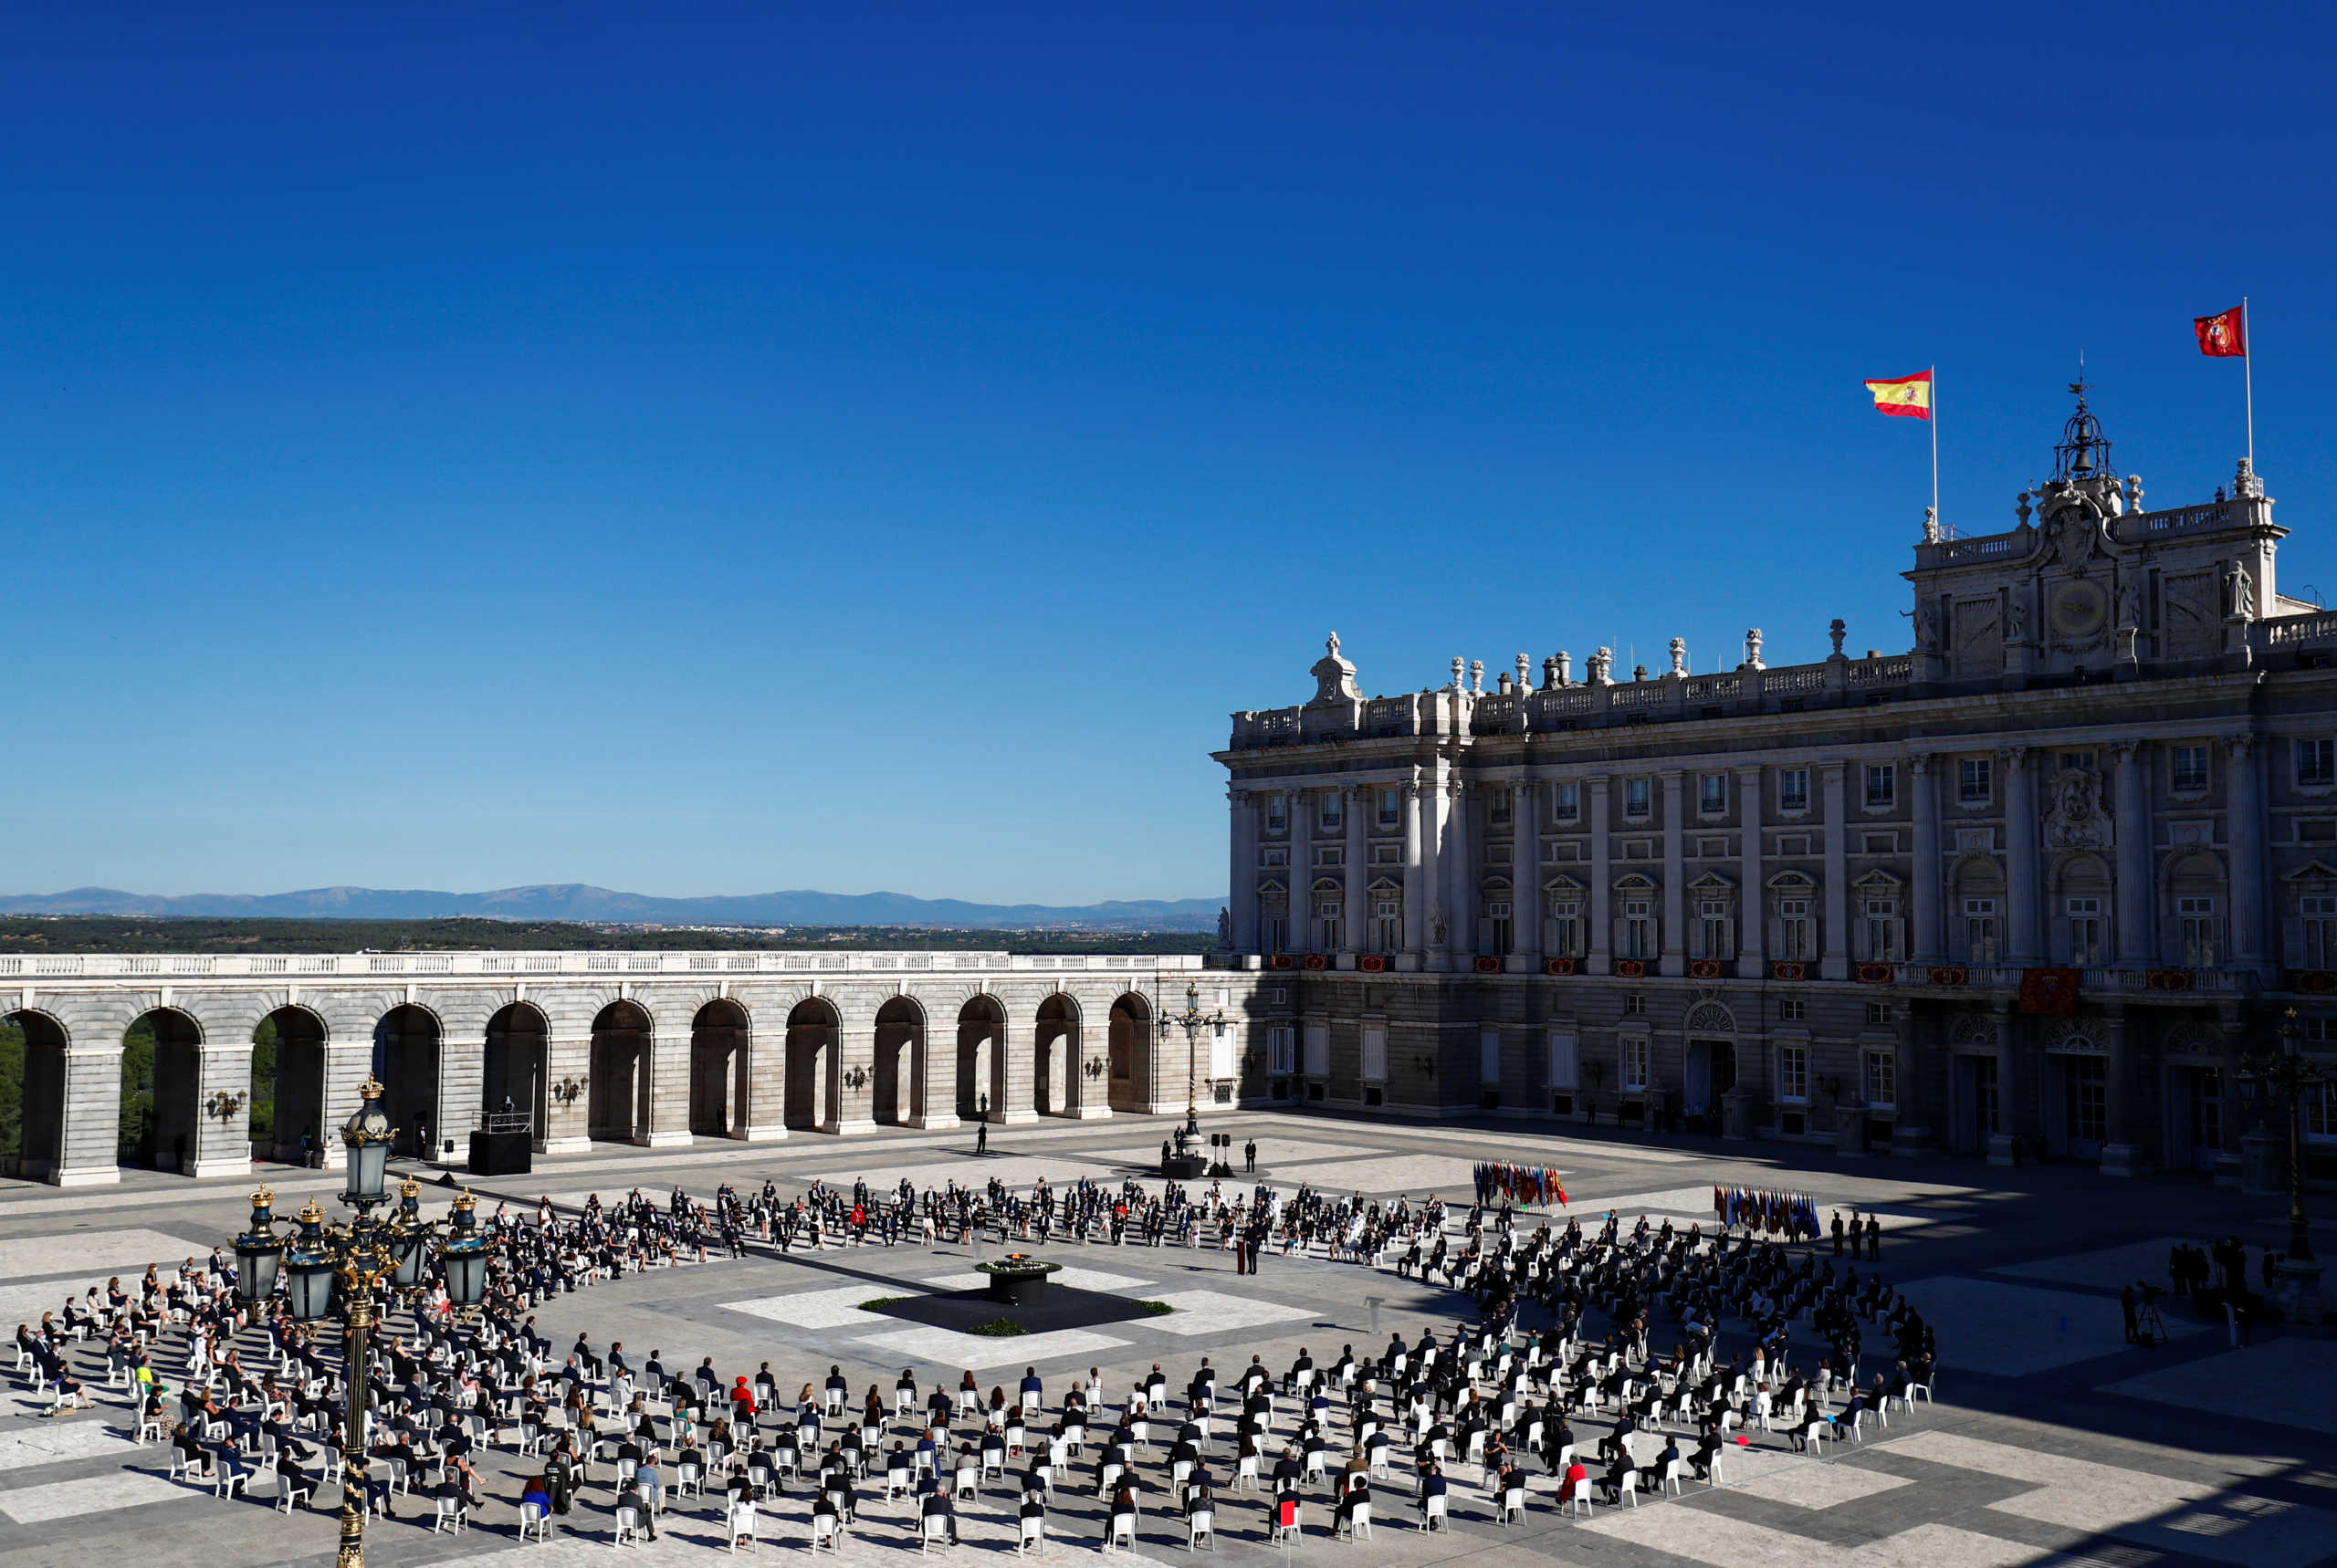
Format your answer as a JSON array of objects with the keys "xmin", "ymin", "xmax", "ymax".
[{"xmin": 235, "ymin": 1079, "xmax": 487, "ymax": 1568}]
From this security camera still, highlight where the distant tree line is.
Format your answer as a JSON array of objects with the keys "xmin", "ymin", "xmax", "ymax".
[{"xmin": 0, "ymin": 916, "xmax": 1218, "ymax": 956}]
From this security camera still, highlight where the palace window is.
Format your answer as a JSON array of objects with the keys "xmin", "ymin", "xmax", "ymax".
[
  {"xmin": 1378, "ymin": 787, "xmax": 1402, "ymax": 827},
  {"xmin": 1695, "ymin": 898, "xmax": 1734, "ymax": 960},
  {"xmin": 1775, "ymin": 897, "xmax": 1813, "ymax": 961},
  {"xmin": 1314, "ymin": 899, "xmax": 1343, "ymax": 955},
  {"xmin": 1546, "ymin": 897, "xmax": 1584, "ymax": 957},
  {"xmin": 2300, "ymin": 894, "xmax": 2337, "ymax": 969},
  {"xmin": 1624, "ymin": 779, "xmax": 1651, "ymax": 820},
  {"xmin": 1776, "ymin": 997, "xmax": 1805, "ymax": 1022},
  {"xmin": 2174, "ymin": 747, "xmax": 2211, "ymax": 794},
  {"xmin": 1865, "ymin": 1001, "xmax": 1892, "ymax": 1025},
  {"xmin": 1620, "ymin": 1037, "xmax": 1650, "ymax": 1092},
  {"xmin": 2067, "ymin": 896, "xmax": 2104, "ymax": 967},
  {"xmin": 2307, "ymin": 1081, "xmax": 2335, "ymax": 1142},
  {"xmin": 1314, "ymin": 845, "xmax": 1344, "ymax": 867},
  {"xmin": 1260, "ymin": 845, "xmax": 1288, "ymax": 868},
  {"xmin": 2065, "ymin": 1056, "xmax": 2107, "ymax": 1144},
  {"xmin": 1489, "ymin": 789, "xmax": 1512, "ymax": 825},
  {"xmin": 1551, "ymin": 781, "xmax": 1581, "ymax": 821},
  {"xmin": 1862, "ymin": 897, "xmax": 1903, "ymax": 962},
  {"xmin": 2300, "ymin": 738, "xmax": 2335, "ymax": 789},
  {"xmin": 1262, "ymin": 913, "xmax": 1289, "ymax": 954},
  {"xmin": 1319, "ymin": 791, "xmax": 1343, "ymax": 831},
  {"xmin": 1265, "ymin": 794, "xmax": 1289, "ymax": 832},
  {"xmin": 1623, "ymin": 992, "xmax": 1647, "ymax": 1015},
  {"xmin": 1699, "ymin": 774, "xmax": 1729, "ymax": 814},
  {"xmin": 1866, "ymin": 764, "xmax": 1896, "ymax": 808},
  {"xmin": 1368, "ymin": 898, "xmax": 1403, "ymax": 954},
  {"xmin": 1776, "ymin": 1043, "xmax": 1809, "ymax": 1103},
  {"xmin": 1864, "ymin": 1050, "xmax": 1897, "ymax": 1110},
  {"xmin": 1959, "ymin": 758, "xmax": 1992, "ymax": 804},
  {"xmin": 1963, "ymin": 898, "xmax": 1998, "ymax": 964},
  {"xmin": 1370, "ymin": 841, "xmax": 1402, "ymax": 865},
  {"xmin": 1267, "ymin": 1026, "xmax": 1295, "ymax": 1076},
  {"xmin": 1483, "ymin": 899, "xmax": 1514, "ymax": 956},
  {"xmin": 2179, "ymin": 895, "xmax": 2219, "ymax": 966},
  {"xmin": 2060, "ymin": 751, "xmax": 2097, "ymax": 773},
  {"xmin": 1621, "ymin": 898, "xmax": 1654, "ymax": 959},
  {"xmin": 1778, "ymin": 769, "xmax": 1809, "ymax": 813}
]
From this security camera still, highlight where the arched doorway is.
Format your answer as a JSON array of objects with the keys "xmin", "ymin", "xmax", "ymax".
[
  {"xmin": 1107, "ymin": 994, "xmax": 1152, "ymax": 1113},
  {"xmin": 1034, "ymin": 994, "xmax": 1078, "ymax": 1117},
  {"xmin": 121, "ymin": 1009, "xmax": 203, "ymax": 1172},
  {"xmin": 1, "ymin": 1011, "xmax": 68, "ymax": 1180},
  {"xmin": 261, "ymin": 1007, "xmax": 328, "ymax": 1164},
  {"xmin": 957, "ymin": 997, "xmax": 1002, "ymax": 1122},
  {"xmin": 485, "ymin": 1003, "xmax": 550, "ymax": 1144},
  {"xmin": 691, "ymin": 1000, "xmax": 750, "ymax": 1139},
  {"xmin": 373, "ymin": 1005, "xmax": 442, "ymax": 1158},
  {"xmin": 874, "ymin": 998, "xmax": 922, "ymax": 1126},
  {"xmin": 784, "ymin": 998, "xmax": 839, "ymax": 1133},
  {"xmin": 589, "ymin": 1002, "xmax": 653, "ymax": 1144}
]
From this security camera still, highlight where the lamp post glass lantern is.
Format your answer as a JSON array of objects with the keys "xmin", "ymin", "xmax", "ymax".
[
  {"xmin": 232, "ymin": 1077, "xmax": 489, "ymax": 1568},
  {"xmin": 1158, "ymin": 983, "xmax": 1227, "ymax": 1158},
  {"xmin": 2240, "ymin": 1009, "xmax": 2327, "ymax": 1268}
]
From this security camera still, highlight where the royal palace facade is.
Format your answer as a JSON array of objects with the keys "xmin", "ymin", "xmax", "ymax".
[{"xmin": 1212, "ymin": 395, "xmax": 2337, "ymax": 1179}]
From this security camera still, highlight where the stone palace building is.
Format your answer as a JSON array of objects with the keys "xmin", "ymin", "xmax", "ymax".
[{"xmin": 1213, "ymin": 392, "xmax": 2337, "ymax": 1179}]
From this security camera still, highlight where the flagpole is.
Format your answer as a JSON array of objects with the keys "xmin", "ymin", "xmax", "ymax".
[
  {"xmin": 2242, "ymin": 298, "xmax": 2254, "ymax": 470},
  {"xmin": 1925, "ymin": 369, "xmax": 1944, "ymax": 532}
]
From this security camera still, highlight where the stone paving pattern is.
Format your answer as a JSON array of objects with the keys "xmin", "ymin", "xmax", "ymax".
[{"xmin": 0, "ymin": 1111, "xmax": 2329, "ymax": 1568}]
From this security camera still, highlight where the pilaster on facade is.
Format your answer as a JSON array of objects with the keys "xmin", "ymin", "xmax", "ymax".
[
  {"xmin": 2227, "ymin": 734, "xmax": 2266, "ymax": 967},
  {"xmin": 1660, "ymin": 771, "xmax": 1686, "ymax": 977},
  {"xmin": 2112, "ymin": 741, "xmax": 2154, "ymax": 964},
  {"xmin": 191, "ymin": 1044, "xmax": 257, "ymax": 1179},
  {"xmin": 1910, "ymin": 753, "xmax": 1942, "ymax": 963},
  {"xmin": 1510, "ymin": 773, "xmax": 1543, "ymax": 969},
  {"xmin": 1342, "ymin": 783, "xmax": 1368, "ymax": 965},
  {"xmin": 1401, "ymin": 778, "xmax": 1428, "ymax": 965},
  {"xmin": 1588, "ymin": 774, "xmax": 1613, "ymax": 976},
  {"xmin": 2003, "ymin": 747, "xmax": 2040, "ymax": 963},
  {"xmin": 1737, "ymin": 768, "xmax": 1765, "ymax": 970},
  {"xmin": 645, "ymin": 1029, "xmax": 694, "ymax": 1146},
  {"xmin": 1820, "ymin": 762, "xmax": 1850, "ymax": 981}
]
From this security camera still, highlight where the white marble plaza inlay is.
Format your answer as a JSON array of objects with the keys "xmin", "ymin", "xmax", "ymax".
[
  {"xmin": 0, "ymin": 1421, "xmax": 128, "ymax": 1471},
  {"xmin": 854, "ymin": 1325, "xmax": 1129, "ymax": 1370},
  {"xmin": 0, "ymin": 1470, "xmax": 183, "ymax": 1522},
  {"xmin": 2101, "ymin": 1339, "xmax": 2337, "ymax": 1437},
  {"xmin": 1733, "ymin": 1458, "xmax": 1913, "ymax": 1509},
  {"xmin": 1882, "ymin": 1430, "xmax": 2336, "ymax": 1568},
  {"xmin": 1268, "ymin": 1155, "xmax": 1485, "ymax": 1196},
  {"xmin": 1138, "ymin": 1290, "xmax": 1316, "ymax": 1337},
  {"xmin": 1589, "ymin": 1499, "xmax": 2039, "ymax": 1568},
  {"xmin": 0, "ymin": 1229, "xmax": 213, "ymax": 1282},
  {"xmin": 720, "ymin": 1287, "xmax": 914, "ymax": 1330},
  {"xmin": 1995, "ymin": 1237, "xmax": 2196, "ymax": 1292}
]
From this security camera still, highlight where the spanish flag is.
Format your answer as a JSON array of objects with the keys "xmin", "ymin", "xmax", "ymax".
[{"xmin": 1865, "ymin": 370, "xmax": 1933, "ymax": 420}]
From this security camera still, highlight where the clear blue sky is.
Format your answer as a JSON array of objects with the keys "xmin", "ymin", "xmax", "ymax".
[{"xmin": 5, "ymin": 4, "xmax": 2332, "ymax": 904}]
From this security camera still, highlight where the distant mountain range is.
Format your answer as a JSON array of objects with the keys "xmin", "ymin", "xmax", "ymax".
[{"xmin": 0, "ymin": 884, "xmax": 1226, "ymax": 932}]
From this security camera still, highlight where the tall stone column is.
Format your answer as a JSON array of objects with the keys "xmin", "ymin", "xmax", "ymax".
[
  {"xmin": 2004, "ymin": 747, "xmax": 2040, "ymax": 963},
  {"xmin": 1738, "ymin": 768, "xmax": 1765, "ymax": 971},
  {"xmin": 1342, "ymin": 784, "xmax": 1368, "ymax": 964},
  {"xmin": 910, "ymin": 1015, "xmax": 956, "ymax": 1131},
  {"xmin": 1292, "ymin": 790, "xmax": 1315, "ymax": 952},
  {"xmin": 191, "ymin": 1045, "xmax": 257, "ymax": 1178},
  {"xmin": 1402, "ymin": 778, "xmax": 1428, "ymax": 963},
  {"xmin": 2113, "ymin": 741, "xmax": 2154, "ymax": 965},
  {"xmin": 744, "ymin": 1017, "xmax": 787, "ymax": 1142},
  {"xmin": 1588, "ymin": 774, "xmax": 1613, "ymax": 975},
  {"xmin": 1821, "ymin": 762, "xmax": 1850, "ymax": 980},
  {"xmin": 543, "ymin": 1031, "xmax": 592, "ymax": 1154},
  {"xmin": 2101, "ymin": 1007, "xmax": 2138, "ymax": 1176},
  {"xmin": 1229, "ymin": 790, "xmax": 1259, "ymax": 955},
  {"xmin": 1911, "ymin": 754, "xmax": 1942, "ymax": 963},
  {"xmin": 1511, "ymin": 776, "xmax": 1542, "ymax": 967},
  {"xmin": 2227, "ymin": 735, "xmax": 2265, "ymax": 966},
  {"xmin": 1988, "ymin": 1005, "xmax": 2018, "ymax": 1166},
  {"xmin": 1444, "ymin": 778, "xmax": 1472, "ymax": 962},
  {"xmin": 57, "ymin": 1045, "xmax": 126, "ymax": 1186},
  {"xmin": 1892, "ymin": 1017, "xmax": 1928, "ymax": 1155},
  {"xmin": 998, "ymin": 1008, "xmax": 1040, "ymax": 1124},
  {"xmin": 832, "ymin": 1015, "xmax": 876, "ymax": 1134},
  {"xmin": 436, "ymin": 1024, "xmax": 485, "ymax": 1160},
  {"xmin": 1661, "ymin": 770, "xmax": 1686, "ymax": 977},
  {"xmin": 645, "ymin": 1028, "xmax": 693, "ymax": 1146},
  {"xmin": 1423, "ymin": 767, "xmax": 1451, "ymax": 971}
]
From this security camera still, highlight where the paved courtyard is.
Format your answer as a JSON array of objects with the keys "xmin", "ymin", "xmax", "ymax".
[{"xmin": 0, "ymin": 1111, "xmax": 2330, "ymax": 1568}]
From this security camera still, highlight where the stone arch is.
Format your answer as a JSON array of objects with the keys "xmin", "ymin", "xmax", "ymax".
[
  {"xmin": 956, "ymin": 995, "xmax": 1004, "ymax": 1122},
  {"xmin": 785, "ymin": 997, "xmax": 840, "ymax": 1133},
  {"xmin": 121, "ymin": 1007, "xmax": 204, "ymax": 1172},
  {"xmin": 1683, "ymin": 1000, "xmax": 1735, "ymax": 1035},
  {"xmin": 691, "ymin": 998, "xmax": 751, "ymax": 1139},
  {"xmin": 1034, "ymin": 991, "xmax": 1081, "ymax": 1117},
  {"xmin": 1107, "ymin": 992, "xmax": 1154, "ymax": 1113},
  {"xmin": 873, "ymin": 996, "xmax": 923, "ymax": 1126},
  {"xmin": 485, "ymin": 1002, "xmax": 550, "ymax": 1144},
  {"xmin": 588, "ymin": 1000, "xmax": 654, "ymax": 1144},
  {"xmin": 373, "ymin": 1003, "xmax": 443, "ymax": 1158},
  {"xmin": 1950, "ymin": 1012, "xmax": 1996, "ymax": 1047},
  {"xmin": 260, "ymin": 1005, "xmax": 330, "ymax": 1165},
  {"xmin": 1, "ymin": 1009, "xmax": 69, "ymax": 1180}
]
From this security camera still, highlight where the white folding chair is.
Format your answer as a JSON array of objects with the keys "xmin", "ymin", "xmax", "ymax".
[
  {"xmin": 1106, "ymin": 1511, "xmax": 1137, "ymax": 1552},
  {"xmin": 728, "ymin": 1500, "xmax": 758, "ymax": 1553},
  {"xmin": 613, "ymin": 1504, "xmax": 645, "ymax": 1547},
  {"xmin": 920, "ymin": 1512, "xmax": 952, "ymax": 1552},
  {"xmin": 519, "ymin": 1500, "xmax": 552, "ymax": 1542},
  {"xmin": 1419, "ymin": 1492, "xmax": 1448, "ymax": 1531},
  {"xmin": 433, "ymin": 1494, "xmax": 468, "ymax": 1533},
  {"xmin": 1019, "ymin": 1514, "xmax": 1046, "ymax": 1554},
  {"xmin": 1186, "ymin": 1508, "xmax": 1214, "ymax": 1551},
  {"xmin": 1619, "ymin": 1470, "xmax": 1641, "ymax": 1508},
  {"xmin": 811, "ymin": 1512, "xmax": 841, "ymax": 1554}
]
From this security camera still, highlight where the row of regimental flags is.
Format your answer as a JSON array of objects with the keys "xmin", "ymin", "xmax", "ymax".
[{"xmin": 1863, "ymin": 304, "xmax": 2248, "ymax": 423}]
